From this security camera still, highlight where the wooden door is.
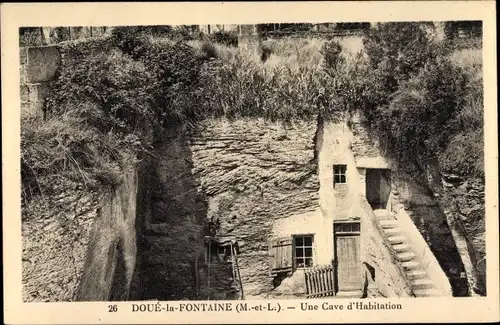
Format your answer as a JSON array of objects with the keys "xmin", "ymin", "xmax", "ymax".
[{"xmin": 334, "ymin": 222, "xmax": 361, "ymax": 292}]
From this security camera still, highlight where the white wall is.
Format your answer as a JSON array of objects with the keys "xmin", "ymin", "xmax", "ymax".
[
  {"xmin": 394, "ymin": 208, "xmax": 453, "ymax": 296},
  {"xmin": 272, "ymin": 119, "xmax": 396, "ymax": 267},
  {"xmin": 271, "ymin": 119, "xmax": 368, "ymax": 266}
]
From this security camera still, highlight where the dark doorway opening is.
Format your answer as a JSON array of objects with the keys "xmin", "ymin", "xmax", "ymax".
[{"xmin": 365, "ymin": 169, "xmax": 391, "ymax": 210}]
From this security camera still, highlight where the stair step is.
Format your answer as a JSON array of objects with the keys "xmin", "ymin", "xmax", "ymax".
[
  {"xmin": 401, "ymin": 260, "xmax": 420, "ymax": 270},
  {"xmin": 412, "ymin": 279, "xmax": 435, "ymax": 290},
  {"xmin": 384, "ymin": 228, "xmax": 402, "ymax": 236},
  {"xmin": 406, "ymin": 270, "xmax": 427, "ymax": 279},
  {"xmin": 397, "ymin": 251, "xmax": 416, "ymax": 262},
  {"xmin": 392, "ymin": 243, "xmax": 411, "ymax": 252},
  {"xmin": 388, "ymin": 236, "xmax": 405, "ymax": 244},
  {"xmin": 335, "ymin": 290, "xmax": 362, "ymax": 298},
  {"xmin": 379, "ymin": 219, "xmax": 398, "ymax": 229},
  {"xmin": 374, "ymin": 210, "xmax": 393, "ymax": 220},
  {"xmin": 413, "ymin": 288, "xmax": 439, "ymax": 297}
]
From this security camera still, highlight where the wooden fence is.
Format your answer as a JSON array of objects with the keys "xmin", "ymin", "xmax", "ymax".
[{"xmin": 304, "ymin": 265, "xmax": 336, "ymax": 298}]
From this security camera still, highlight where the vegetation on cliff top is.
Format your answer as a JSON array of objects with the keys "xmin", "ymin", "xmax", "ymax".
[
  {"xmin": 354, "ymin": 23, "xmax": 483, "ymax": 178},
  {"xmin": 21, "ymin": 23, "xmax": 483, "ymax": 207}
]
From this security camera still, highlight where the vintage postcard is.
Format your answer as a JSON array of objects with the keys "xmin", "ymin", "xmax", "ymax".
[{"xmin": 2, "ymin": 1, "xmax": 498, "ymax": 324}]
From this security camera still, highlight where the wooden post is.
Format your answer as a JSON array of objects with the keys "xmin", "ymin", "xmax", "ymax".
[
  {"xmin": 233, "ymin": 245, "xmax": 244, "ymax": 300},
  {"xmin": 230, "ymin": 243, "xmax": 237, "ymax": 281},
  {"xmin": 207, "ymin": 240, "xmax": 211, "ymax": 300}
]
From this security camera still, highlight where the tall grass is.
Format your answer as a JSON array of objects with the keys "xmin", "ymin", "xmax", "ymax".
[
  {"xmin": 21, "ymin": 107, "xmax": 128, "ymax": 206},
  {"xmin": 196, "ymin": 38, "xmax": 360, "ymax": 122},
  {"xmin": 262, "ymin": 38, "xmax": 326, "ymax": 69}
]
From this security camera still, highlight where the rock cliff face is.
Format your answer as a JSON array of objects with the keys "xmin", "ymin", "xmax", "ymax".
[
  {"xmin": 191, "ymin": 118, "xmax": 320, "ymax": 299},
  {"xmin": 22, "ymin": 163, "xmax": 142, "ymax": 302},
  {"xmin": 132, "ymin": 118, "xmax": 320, "ymax": 300},
  {"xmin": 22, "ymin": 189, "xmax": 98, "ymax": 301},
  {"xmin": 432, "ymin": 170, "xmax": 485, "ymax": 295},
  {"xmin": 130, "ymin": 124, "xmax": 208, "ymax": 300},
  {"xmin": 76, "ymin": 167, "xmax": 140, "ymax": 301}
]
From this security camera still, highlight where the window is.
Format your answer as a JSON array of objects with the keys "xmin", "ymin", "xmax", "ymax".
[
  {"xmin": 294, "ymin": 235, "xmax": 314, "ymax": 268},
  {"xmin": 334, "ymin": 165, "xmax": 347, "ymax": 184},
  {"xmin": 334, "ymin": 222, "xmax": 361, "ymax": 233}
]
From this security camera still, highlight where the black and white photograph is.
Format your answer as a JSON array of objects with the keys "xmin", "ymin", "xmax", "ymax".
[
  {"xmin": 18, "ymin": 21, "xmax": 486, "ymax": 302},
  {"xmin": 2, "ymin": 1, "xmax": 498, "ymax": 324}
]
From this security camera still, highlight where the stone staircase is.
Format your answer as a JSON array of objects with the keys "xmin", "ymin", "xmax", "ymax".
[{"xmin": 373, "ymin": 209, "xmax": 441, "ymax": 297}]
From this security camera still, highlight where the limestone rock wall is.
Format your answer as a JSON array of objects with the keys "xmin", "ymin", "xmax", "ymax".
[
  {"xmin": 133, "ymin": 118, "xmax": 320, "ymax": 300},
  {"xmin": 434, "ymin": 172, "xmax": 485, "ymax": 295},
  {"xmin": 131, "ymin": 125, "xmax": 208, "ymax": 300},
  {"xmin": 22, "ymin": 190, "xmax": 98, "ymax": 301},
  {"xmin": 22, "ymin": 163, "xmax": 142, "ymax": 302},
  {"xmin": 76, "ymin": 167, "xmax": 140, "ymax": 301},
  {"xmin": 191, "ymin": 118, "xmax": 320, "ymax": 299}
]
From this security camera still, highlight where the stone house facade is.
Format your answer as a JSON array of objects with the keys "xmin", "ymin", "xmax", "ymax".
[{"xmin": 180, "ymin": 115, "xmax": 456, "ymax": 300}]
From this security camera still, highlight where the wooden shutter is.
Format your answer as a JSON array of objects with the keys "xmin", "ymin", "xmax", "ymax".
[{"xmin": 269, "ymin": 237, "xmax": 293, "ymax": 276}]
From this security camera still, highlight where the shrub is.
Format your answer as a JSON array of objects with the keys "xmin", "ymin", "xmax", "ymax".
[
  {"xmin": 109, "ymin": 27, "xmax": 152, "ymax": 59},
  {"xmin": 321, "ymin": 40, "xmax": 342, "ymax": 70},
  {"xmin": 440, "ymin": 130, "xmax": 483, "ymax": 177},
  {"xmin": 47, "ymin": 33, "xmax": 210, "ymax": 131},
  {"xmin": 111, "ymin": 26, "xmax": 173, "ymax": 39},
  {"xmin": 260, "ymin": 44, "xmax": 272, "ymax": 62},
  {"xmin": 200, "ymin": 41, "xmax": 218, "ymax": 60},
  {"xmin": 135, "ymin": 40, "xmax": 208, "ymax": 123},
  {"xmin": 209, "ymin": 31, "xmax": 238, "ymax": 47},
  {"xmin": 383, "ymin": 58, "xmax": 468, "ymax": 159},
  {"xmin": 46, "ymin": 48, "xmax": 154, "ymax": 136},
  {"xmin": 351, "ymin": 22, "xmax": 483, "ymax": 177},
  {"xmin": 359, "ymin": 22, "xmax": 448, "ymax": 121},
  {"xmin": 111, "ymin": 25, "xmax": 202, "ymax": 45}
]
